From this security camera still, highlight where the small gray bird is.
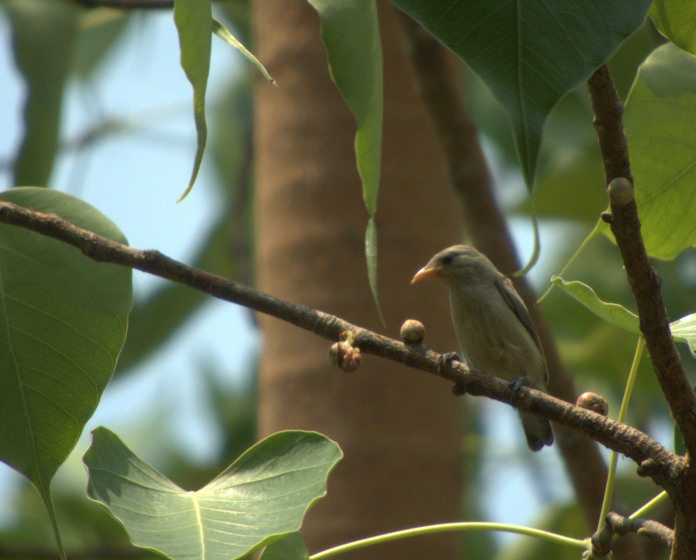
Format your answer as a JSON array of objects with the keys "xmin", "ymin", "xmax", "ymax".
[{"xmin": 412, "ymin": 245, "xmax": 554, "ymax": 451}]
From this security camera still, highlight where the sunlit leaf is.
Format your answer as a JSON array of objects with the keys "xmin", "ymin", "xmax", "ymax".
[
  {"xmin": 670, "ymin": 313, "xmax": 696, "ymax": 357},
  {"xmin": 0, "ymin": 187, "xmax": 132, "ymax": 557},
  {"xmin": 85, "ymin": 428, "xmax": 342, "ymax": 560},
  {"xmin": 174, "ymin": 0, "xmax": 212, "ymax": 202},
  {"xmin": 614, "ymin": 43, "xmax": 696, "ymax": 258},
  {"xmin": 650, "ymin": 0, "xmax": 696, "ymax": 56},
  {"xmin": 212, "ymin": 18, "xmax": 274, "ymax": 84},
  {"xmin": 551, "ymin": 276, "xmax": 640, "ymax": 335}
]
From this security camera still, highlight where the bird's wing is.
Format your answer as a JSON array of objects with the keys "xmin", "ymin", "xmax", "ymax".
[{"xmin": 494, "ymin": 277, "xmax": 544, "ymax": 354}]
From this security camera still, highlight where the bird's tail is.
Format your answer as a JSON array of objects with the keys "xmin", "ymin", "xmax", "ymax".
[{"xmin": 520, "ymin": 412, "xmax": 554, "ymax": 452}]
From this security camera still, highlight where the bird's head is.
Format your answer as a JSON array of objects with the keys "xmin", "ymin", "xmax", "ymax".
[{"xmin": 411, "ymin": 245, "xmax": 499, "ymax": 288}]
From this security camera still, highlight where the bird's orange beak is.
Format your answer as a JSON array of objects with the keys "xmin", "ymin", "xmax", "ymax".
[{"xmin": 411, "ymin": 266, "xmax": 442, "ymax": 284}]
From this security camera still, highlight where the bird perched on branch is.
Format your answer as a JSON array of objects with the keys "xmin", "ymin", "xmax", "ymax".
[{"xmin": 412, "ymin": 245, "xmax": 554, "ymax": 451}]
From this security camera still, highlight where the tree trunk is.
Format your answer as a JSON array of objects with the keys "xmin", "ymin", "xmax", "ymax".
[{"xmin": 253, "ymin": 1, "xmax": 465, "ymax": 558}]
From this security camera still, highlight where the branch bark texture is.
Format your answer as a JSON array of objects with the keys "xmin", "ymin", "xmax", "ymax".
[
  {"xmin": 587, "ymin": 63, "xmax": 696, "ymax": 560},
  {"xmin": 0, "ymin": 200, "xmax": 683, "ymax": 490}
]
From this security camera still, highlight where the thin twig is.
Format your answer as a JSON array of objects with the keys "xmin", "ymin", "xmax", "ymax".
[{"xmin": 0, "ymin": 200, "xmax": 683, "ymax": 492}]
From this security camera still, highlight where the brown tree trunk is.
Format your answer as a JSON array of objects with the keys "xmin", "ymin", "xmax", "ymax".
[{"xmin": 253, "ymin": 1, "xmax": 465, "ymax": 558}]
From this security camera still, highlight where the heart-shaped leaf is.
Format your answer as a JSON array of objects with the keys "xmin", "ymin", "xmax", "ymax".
[
  {"xmin": 84, "ymin": 428, "xmax": 342, "ymax": 560},
  {"xmin": 0, "ymin": 187, "xmax": 132, "ymax": 556}
]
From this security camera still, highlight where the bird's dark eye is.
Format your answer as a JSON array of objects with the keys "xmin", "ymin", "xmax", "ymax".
[{"xmin": 441, "ymin": 254, "xmax": 454, "ymax": 265}]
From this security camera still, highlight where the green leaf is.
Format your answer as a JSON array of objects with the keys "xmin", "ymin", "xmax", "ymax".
[
  {"xmin": 650, "ymin": 0, "xmax": 696, "ymax": 56},
  {"xmin": 6, "ymin": 0, "xmax": 79, "ymax": 187},
  {"xmin": 307, "ymin": 0, "xmax": 384, "ymax": 320},
  {"xmin": 365, "ymin": 217, "xmax": 385, "ymax": 327},
  {"xmin": 84, "ymin": 428, "xmax": 343, "ymax": 560},
  {"xmin": 550, "ymin": 276, "xmax": 640, "ymax": 335},
  {"xmin": 174, "ymin": 0, "xmax": 212, "ymax": 202},
  {"xmin": 0, "ymin": 187, "xmax": 133, "ymax": 557},
  {"xmin": 212, "ymin": 18, "xmax": 274, "ymax": 84},
  {"xmin": 389, "ymin": 0, "xmax": 651, "ymax": 190},
  {"xmin": 307, "ymin": 0, "xmax": 382, "ymax": 215},
  {"xmin": 670, "ymin": 313, "xmax": 696, "ymax": 357},
  {"xmin": 259, "ymin": 532, "xmax": 309, "ymax": 560},
  {"xmin": 614, "ymin": 43, "xmax": 696, "ymax": 259}
]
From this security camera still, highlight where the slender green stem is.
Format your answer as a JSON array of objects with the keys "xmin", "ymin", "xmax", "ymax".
[
  {"xmin": 310, "ymin": 522, "xmax": 586, "ymax": 560},
  {"xmin": 597, "ymin": 336, "xmax": 645, "ymax": 530},
  {"xmin": 537, "ymin": 218, "xmax": 604, "ymax": 304},
  {"xmin": 630, "ymin": 491, "xmax": 669, "ymax": 519}
]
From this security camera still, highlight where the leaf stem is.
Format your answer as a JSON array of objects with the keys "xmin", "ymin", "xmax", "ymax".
[
  {"xmin": 597, "ymin": 336, "xmax": 645, "ymax": 530},
  {"xmin": 310, "ymin": 522, "xmax": 586, "ymax": 560}
]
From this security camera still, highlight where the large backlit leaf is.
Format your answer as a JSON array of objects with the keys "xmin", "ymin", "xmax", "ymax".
[
  {"xmin": 650, "ymin": 0, "xmax": 696, "ymax": 56},
  {"xmin": 174, "ymin": 0, "xmax": 212, "ymax": 202},
  {"xmin": 389, "ymin": 0, "xmax": 651, "ymax": 190},
  {"xmin": 0, "ymin": 187, "xmax": 132, "ymax": 555},
  {"xmin": 671, "ymin": 313, "xmax": 696, "ymax": 357},
  {"xmin": 85, "ymin": 428, "xmax": 342, "ymax": 560},
  {"xmin": 616, "ymin": 43, "xmax": 696, "ymax": 258}
]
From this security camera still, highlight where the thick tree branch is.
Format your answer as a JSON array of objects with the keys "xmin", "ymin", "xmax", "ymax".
[
  {"xmin": 397, "ymin": 13, "xmax": 614, "ymax": 535},
  {"xmin": 0, "ymin": 200, "xmax": 683, "ymax": 493},
  {"xmin": 588, "ymin": 63, "xmax": 696, "ymax": 560},
  {"xmin": 591, "ymin": 512, "xmax": 673, "ymax": 556},
  {"xmin": 587, "ymin": 65, "xmax": 696, "ymax": 459}
]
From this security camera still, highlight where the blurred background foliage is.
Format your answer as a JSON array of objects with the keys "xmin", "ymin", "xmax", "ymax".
[{"xmin": 0, "ymin": 2, "xmax": 689, "ymax": 559}]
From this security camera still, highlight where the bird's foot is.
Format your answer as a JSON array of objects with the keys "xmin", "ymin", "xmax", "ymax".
[
  {"xmin": 506, "ymin": 376, "xmax": 530, "ymax": 398},
  {"xmin": 436, "ymin": 352, "xmax": 461, "ymax": 373},
  {"xmin": 436, "ymin": 352, "xmax": 466, "ymax": 395}
]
